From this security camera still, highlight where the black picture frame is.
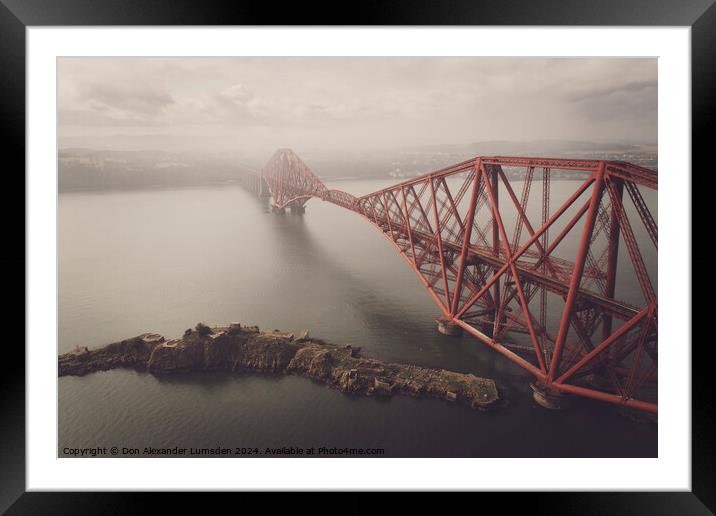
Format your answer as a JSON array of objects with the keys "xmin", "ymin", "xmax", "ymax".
[{"xmin": 3, "ymin": 0, "xmax": 712, "ymax": 511}]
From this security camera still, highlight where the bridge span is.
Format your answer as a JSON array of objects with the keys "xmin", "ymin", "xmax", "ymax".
[{"xmin": 242, "ymin": 148, "xmax": 658, "ymax": 413}]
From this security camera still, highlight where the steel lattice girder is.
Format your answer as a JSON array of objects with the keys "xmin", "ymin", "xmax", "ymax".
[{"xmin": 253, "ymin": 150, "xmax": 658, "ymax": 413}]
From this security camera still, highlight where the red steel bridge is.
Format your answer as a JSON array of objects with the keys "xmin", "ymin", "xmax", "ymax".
[{"xmin": 242, "ymin": 148, "xmax": 658, "ymax": 413}]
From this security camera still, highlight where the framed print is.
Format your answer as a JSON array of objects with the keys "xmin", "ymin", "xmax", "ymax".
[{"xmin": 4, "ymin": 0, "xmax": 713, "ymax": 510}]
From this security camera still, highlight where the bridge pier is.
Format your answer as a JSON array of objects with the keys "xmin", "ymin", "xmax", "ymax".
[
  {"xmin": 289, "ymin": 205, "xmax": 306, "ymax": 215},
  {"xmin": 271, "ymin": 205, "xmax": 286, "ymax": 214},
  {"xmin": 436, "ymin": 319, "xmax": 463, "ymax": 337},
  {"xmin": 530, "ymin": 381, "xmax": 570, "ymax": 410}
]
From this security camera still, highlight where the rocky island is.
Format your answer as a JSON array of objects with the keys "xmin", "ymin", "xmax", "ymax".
[{"xmin": 59, "ymin": 322, "xmax": 500, "ymax": 410}]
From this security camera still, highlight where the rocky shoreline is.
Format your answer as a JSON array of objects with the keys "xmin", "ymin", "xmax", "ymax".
[{"xmin": 59, "ymin": 322, "xmax": 500, "ymax": 410}]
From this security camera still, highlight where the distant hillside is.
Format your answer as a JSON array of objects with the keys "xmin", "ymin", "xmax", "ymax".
[
  {"xmin": 305, "ymin": 140, "xmax": 657, "ymax": 181},
  {"xmin": 58, "ymin": 141, "xmax": 657, "ymax": 191},
  {"xmin": 58, "ymin": 149, "xmax": 259, "ymax": 192},
  {"xmin": 421, "ymin": 139, "xmax": 646, "ymax": 155}
]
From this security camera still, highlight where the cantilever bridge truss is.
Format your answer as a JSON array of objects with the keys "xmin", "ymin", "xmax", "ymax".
[{"xmin": 247, "ymin": 148, "xmax": 658, "ymax": 413}]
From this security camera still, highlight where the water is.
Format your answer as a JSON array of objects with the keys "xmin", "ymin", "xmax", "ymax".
[{"xmin": 59, "ymin": 179, "xmax": 657, "ymax": 457}]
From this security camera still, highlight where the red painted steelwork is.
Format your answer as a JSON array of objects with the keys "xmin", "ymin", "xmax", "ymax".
[{"xmin": 250, "ymin": 149, "xmax": 658, "ymax": 413}]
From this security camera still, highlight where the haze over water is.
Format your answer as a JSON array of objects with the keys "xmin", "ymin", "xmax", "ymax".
[{"xmin": 59, "ymin": 178, "xmax": 657, "ymax": 458}]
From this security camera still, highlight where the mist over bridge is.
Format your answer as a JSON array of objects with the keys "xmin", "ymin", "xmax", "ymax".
[{"xmin": 240, "ymin": 148, "xmax": 658, "ymax": 413}]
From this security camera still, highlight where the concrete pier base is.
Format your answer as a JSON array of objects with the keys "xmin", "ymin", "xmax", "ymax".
[
  {"xmin": 271, "ymin": 205, "xmax": 286, "ymax": 214},
  {"xmin": 437, "ymin": 319, "xmax": 463, "ymax": 337},
  {"xmin": 530, "ymin": 382, "xmax": 569, "ymax": 410},
  {"xmin": 289, "ymin": 205, "xmax": 306, "ymax": 215}
]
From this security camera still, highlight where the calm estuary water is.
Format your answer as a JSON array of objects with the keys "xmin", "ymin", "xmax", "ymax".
[{"xmin": 59, "ymin": 178, "xmax": 657, "ymax": 457}]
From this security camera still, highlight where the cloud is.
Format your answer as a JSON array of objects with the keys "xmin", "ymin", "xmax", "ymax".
[
  {"xmin": 81, "ymin": 82, "xmax": 174, "ymax": 117},
  {"xmin": 220, "ymin": 83, "xmax": 254, "ymax": 104},
  {"xmin": 57, "ymin": 57, "xmax": 658, "ymax": 152},
  {"xmin": 569, "ymin": 79, "xmax": 657, "ymax": 103},
  {"xmin": 568, "ymin": 79, "xmax": 657, "ymax": 123}
]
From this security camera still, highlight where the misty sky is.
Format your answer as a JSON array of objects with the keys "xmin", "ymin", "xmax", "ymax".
[{"xmin": 58, "ymin": 57, "xmax": 657, "ymax": 156}]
